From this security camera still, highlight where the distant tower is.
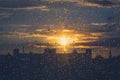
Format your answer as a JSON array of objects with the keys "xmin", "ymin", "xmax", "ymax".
[
  {"xmin": 85, "ymin": 49, "xmax": 92, "ymax": 64},
  {"xmin": 109, "ymin": 50, "xmax": 112, "ymax": 59},
  {"xmin": 13, "ymin": 48, "xmax": 19, "ymax": 55},
  {"xmin": 23, "ymin": 46, "xmax": 25, "ymax": 53},
  {"xmin": 85, "ymin": 49, "xmax": 92, "ymax": 59}
]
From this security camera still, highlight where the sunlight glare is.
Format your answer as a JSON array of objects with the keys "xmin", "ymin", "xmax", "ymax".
[{"xmin": 59, "ymin": 37, "xmax": 68, "ymax": 45}]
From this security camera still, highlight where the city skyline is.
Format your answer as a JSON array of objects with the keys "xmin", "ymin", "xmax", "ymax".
[
  {"xmin": 0, "ymin": 46, "xmax": 115, "ymax": 59},
  {"xmin": 0, "ymin": 46, "xmax": 120, "ymax": 80}
]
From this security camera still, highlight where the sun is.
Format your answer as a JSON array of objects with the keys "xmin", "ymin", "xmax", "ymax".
[
  {"xmin": 59, "ymin": 37, "xmax": 68, "ymax": 45},
  {"xmin": 47, "ymin": 34, "xmax": 78, "ymax": 47}
]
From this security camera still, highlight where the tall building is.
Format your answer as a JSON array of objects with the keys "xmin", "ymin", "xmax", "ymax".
[
  {"xmin": 13, "ymin": 48, "xmax": 19, "ymax": 55},
  {"xmin": 69, "ymin": 49, "xmax": 92, "ymax": 80},
  {"xmin": 109, "ymin": 50, "xmax": 112, "ymax": 59},
  {"xmin": 84, "ymin": 49, "xmax": 92, "ymax": 80}
]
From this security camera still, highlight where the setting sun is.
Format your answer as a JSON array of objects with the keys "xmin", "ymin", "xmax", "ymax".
[
  {"xmin": 59, "ymin": 37, "xmax": 68, "ymax": 45},
  {"xmin": 47, "ymin": 31, "xmax": 78, "ymax": 47}
]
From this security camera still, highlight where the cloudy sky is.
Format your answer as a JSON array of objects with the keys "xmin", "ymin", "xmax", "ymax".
[{"xmin": 0, "ymin": 0, "xmax": 120, "ymax": 57}]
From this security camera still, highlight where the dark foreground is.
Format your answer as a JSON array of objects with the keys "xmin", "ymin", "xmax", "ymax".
[{"xmin": 0, "ymin": 48, "xmax": 120, "ymax": 80}]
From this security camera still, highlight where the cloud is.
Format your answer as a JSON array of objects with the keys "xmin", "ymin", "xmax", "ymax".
[
  {"xmin": 83, "ymin": 0, "xmax": 120, "ymax": 7},
  {"xmin": 83, "ymin": 38, "xmax": 120, "ymax": 48},
  {"xmin": 89, "ymin": 22, "xmax": 120, "ymax": 32},
  {"xmin": 0, "ymin": 0, "xmax": 119, "ymax": 17},
  {"xmin": 0, "ymin": 31, "xmax": 49, "ymax": 39},
  {"xmin": 0, "ymin": 24, "xmax": 32, "ymax": 32},
  {"xmin": 0, "ymin": 13, "xmax": 12, "ymax": 19},
  {"xmin": 43, "ymin": 0, "xmax": 120, "ymax": 7},
  {"xmin": 0, "ymin": 32, "xmax": 30, "ymax": 38},
  {"xmin": 0, "ymin": 0, "xmax": 50, "ymax": 11},
  {"xmin": 0, "ymin": 5, "xmax": 50, "ymax": 11}
]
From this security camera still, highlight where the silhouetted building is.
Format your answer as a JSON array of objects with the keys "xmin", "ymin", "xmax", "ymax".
[
  {"xmin": 109, "ymin": 50, "xmax": 112, "ymax": 59},
  {"xmin": 69, "ymin": 49, "xmax": 92, "ymax": 80},
  {"xmin": 44, "ymin": 48, "xmax": 56, "ymax": 54},
  {"xmin": 13, "ymin": 48, "xmax": 19, "ymax": 55}
]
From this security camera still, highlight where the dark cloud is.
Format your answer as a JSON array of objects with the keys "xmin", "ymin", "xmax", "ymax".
[
  {"xmin": 0, "ymin": 32, "xmax": 30, "ymax": 38},
  {"xmin": 74, "ymin": 37, "xmax": 120, "ymax": 48},
  {"xmin": 85, "ymin": 0, "xmax": 119, "ymax": 7},
  {"xmin": 84, "ymin": 38, "xmax": 120, "ymax": 48},
  {"xmin": 0, "ymin": 24, "xmax": 32, "ymax": 33},
  {"xmin": 0, "ymin": 13, "xmax": 12, "ymax": 19},
  {"xmin": 0, "ymin": 0, "xmax": 119, "ymax": 11},
  {"xmin": 0, "ymin": 0, "xmax": 41, "ymax": 8},
  {"xmin": 43, "ymin": 0, "xmax": 120, "ymax": 7},
  {"xmin": 89, "ymin": 23, "xmax": 120, "ymax": 32}
]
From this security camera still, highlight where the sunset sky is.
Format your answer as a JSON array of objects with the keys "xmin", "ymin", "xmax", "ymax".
[{"xmin": 0, "ymin": 0, "xmax": 120, "ymax": 58}]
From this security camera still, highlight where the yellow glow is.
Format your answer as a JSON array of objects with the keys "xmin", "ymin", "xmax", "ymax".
[
  {"xmin": 59, "ymin": 37, "xmax": 68, "ymax": 45},
  {"xmin": 47, "ymin": 34, "xmax": 78, "ymax": 47}
]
